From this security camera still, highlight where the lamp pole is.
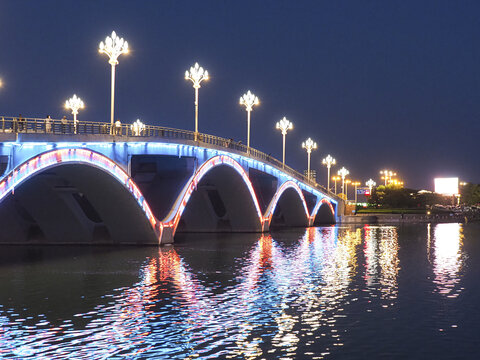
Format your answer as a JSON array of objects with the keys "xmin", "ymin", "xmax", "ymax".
[
  {"xmin": 185, "ymin": 62, "xmax": 209, "ymax": 141},
  {"xmin": 322, "ymin": 154, "xmax": 336, "ymax": 191},
  {"xmin": 65, "ymin": 94, "xmax": 84, "ymax": 134},
  {"xmin": 352, "ymin": 181, "xmax": 361, "ymax": 203},
  {"xmin": 302, "ymin": 138, "xmax": 317, "ymax": 181},
  {"xmin": 276, "ymin": 117, "xmax": 293, "ymax": 168},
  {"xmin": 380, "ymin": 169, "xmax": 396, "ymax": 186},
  {"xmin": 345, "ymin": 179, "xmax": 351, "ymax": 201},
  {"xmin": 239, "ymin": 90, "xmax": 259, "ymax": 154},
  {"xmin": 332, "ymin": 176, "xmax": 341, "ymax": 194},
  {"xmin": 338, "ymin": 167, "xmax": 349, "ymax": 197},
  {"xmin": 366, "ymin": 179, "xmax": 376, "ymax": 195},
  {"xmin": 99, "ymin": 31, "xmax": 129, "ymax": 135}
]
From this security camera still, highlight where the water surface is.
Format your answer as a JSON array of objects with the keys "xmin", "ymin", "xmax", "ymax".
[{"xmin": 0, "ymin": 223, "xmax": 479, "ymax": 359}]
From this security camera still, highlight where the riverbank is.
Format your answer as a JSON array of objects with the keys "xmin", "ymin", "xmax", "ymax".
[{"xmin": 341, "ymin": 212, "xmax": 480, "ymax": 224}]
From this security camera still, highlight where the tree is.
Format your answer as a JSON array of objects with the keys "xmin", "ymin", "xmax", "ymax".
[{"xmin": 460, "ymin": 183, "xmax": 480, "ymax": 205}]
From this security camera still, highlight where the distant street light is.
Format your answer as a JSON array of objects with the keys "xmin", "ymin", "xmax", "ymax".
[
  {"xmin": 185, "ymin": 62, "xmax": 209, "ymax": 141},
  {"xmin": 302, "ymin": 138, "xmax": 317, "ymax": 181},
  {"xmin": 352, "ymin": 181, "xmax": 361, "ymax": 203},
  {"xmin": 276, "ymin": 117, "xmax": 293, "ymax": 168},
  {"xmin": 332, "ymin": 175, "xmax": 341, "ymax": 194},
  {"xmin": 366, "ymin": 179, "xmax": 376, "ymax": 194},
  {"xmin": 390, "ymin": 179, "xmax": 404, "ymax": 187},
  {"xmin": 99, "ymin": 31, "xmax": 129, "ymax": 134},
  {"xmin": 65, "ymin": 94, "xmax": 84, "ymax": 134},
  {"xmin": 322, "ymin": 154, "xmax": 336, "ymax": 191},
  {"xmin": 239, "ymin": 90, "xmax": 259, "ymax": 154},
  {"xmin": 338, "ymin": 167, "xmax": 349, "ymax": 197},
  {"xmin": 345, "ymin": 179, "xmax": 351, "ymax": 201},
  {"xmin": 380, "ymin": 169, "xmax": 396, "ymax": 186}
]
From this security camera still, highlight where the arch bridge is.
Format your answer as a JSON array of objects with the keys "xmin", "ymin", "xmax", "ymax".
[{"xmin": 0, "ymin": 116, "xmax": 344, "ymax": 245}]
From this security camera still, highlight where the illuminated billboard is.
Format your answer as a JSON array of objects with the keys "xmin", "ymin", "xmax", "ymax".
[{"xmin": 434, "ymin": 177, "xmax": 458, "ymax": 195}]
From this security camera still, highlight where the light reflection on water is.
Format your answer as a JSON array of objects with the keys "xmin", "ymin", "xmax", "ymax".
[
  {"xmin": 430, "ymin": 223, "xmax": 465, "ymax": 298},
  {"xmin": 0, "ymin": 223, "xmax": 477, "ymax": 359}
]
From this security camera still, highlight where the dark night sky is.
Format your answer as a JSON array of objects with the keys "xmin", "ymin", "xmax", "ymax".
[{"xmin": 0, "ymin": 0, "xmax": 478, "ymax": 190}]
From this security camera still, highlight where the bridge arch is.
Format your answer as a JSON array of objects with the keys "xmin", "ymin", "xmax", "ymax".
[
  {"xmin": 161, "ymin": 155, "xmax": 264, "ymax": 241},
  {"xmin": 0, "ymin": 148, "xmax": 159, "ymax": 244},
  {"xmin": 311, "ymin": 198, "xmax": 336, "ymax": 225},
  {"xmin": 264, "ymin": 180, "xmax": 310, "ymax": 229}
]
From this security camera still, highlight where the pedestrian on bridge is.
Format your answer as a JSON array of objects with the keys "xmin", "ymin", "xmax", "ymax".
[
  {"xmin": 61, "ymin": 116, "xmax": 67, "ymax": 133},
  {"xmin": 115, "ymin": 119, "xmax": 122, "ymax": 136},
  {"xmin": 18, "ymin": 114, "xmax": 25, "ymax": 132},
  {"xmin": 45, "ymin": 115, "xmax": 52, "ymax": 133}
]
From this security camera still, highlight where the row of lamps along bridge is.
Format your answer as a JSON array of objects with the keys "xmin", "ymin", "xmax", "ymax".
[{"xmin": 56, "ymin": 31, "xmax": 405, "ymax": 201}]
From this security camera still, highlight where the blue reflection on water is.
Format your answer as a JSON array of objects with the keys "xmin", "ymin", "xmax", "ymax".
[{"xmin": 0, "ymin": 223, "xmax": 476, "ymax": 359}]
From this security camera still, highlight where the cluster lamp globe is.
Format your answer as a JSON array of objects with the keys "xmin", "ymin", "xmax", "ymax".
[
  {"xmin": 185, "ymin": 62, "xmax": 209, "ymax": 141},
  {"xmin": 276, "ymin": 117, "xmax": 293, "ymax": 168},
  {"xmin": 65, "ymin": 94, "xmax": 84, "ymax": 122},
  {"xmin": 302, "ymin": 138, "xmax": 317, "ymax": 181},
  {"xmin": 98, "ymin": 31, "xmax": 129, "ymax": 134},
  {"xmin": 239, "ymin": 90, "xmax": 259, "ymax": 154},
  {"xmin": 380, "ymin": 169, "xmax": 397, "ymax": 186},
  {"xmin": 322, "ymin": 154, "xmax": 336, "ymax": 191},
  {"xmin": 338, "ymin": 167, "xmax": 349, "ymax": 196},
  {"xmin": 366, "ymin": 179, "xmax": 376, "ymax": 194}
]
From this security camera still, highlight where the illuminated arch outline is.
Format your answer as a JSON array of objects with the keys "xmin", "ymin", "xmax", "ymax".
[
  {"xmin": 264, "ymin": 180, "xmax": 310, "ymax": 227},
  {"xmin": 162, "ymin": 154, "xmax": 264, "ymax": 234},
  {"xmin": 0, "ymin": 148, "xmax": 157, "ymax": 229},
  {"xmin": 311, "ymin": 197, "xmax": 336, "ymax": 224}
]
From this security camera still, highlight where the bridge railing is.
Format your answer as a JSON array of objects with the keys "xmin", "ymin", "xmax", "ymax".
[{"xmin": 0, "ymin": 116, "xmax": 338, "ymax": 198}]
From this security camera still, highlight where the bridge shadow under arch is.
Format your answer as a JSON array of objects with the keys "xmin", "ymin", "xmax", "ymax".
[
  {"xmin": 0, "ymin": 149, "xmax": 158, "ymax": 245},
  {"xmin": 312, "ymin": 199, "xmax": 336, "ymax": 225},
  {"xmin": 163, "ymin": 155, "xmax": 263, "ymax": 239},
  {"xmin": 266, "ymin": 181, "xmax": 310, "ymax": 229}
]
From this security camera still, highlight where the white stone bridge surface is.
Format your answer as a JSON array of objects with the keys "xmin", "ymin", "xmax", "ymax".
[{"xmin": 0, "ymin": 116, "xmax": 343, "ymax": 245}]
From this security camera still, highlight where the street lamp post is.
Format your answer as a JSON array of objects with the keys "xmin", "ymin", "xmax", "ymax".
[
  {"xmin": 239, "ymin": 90, "xmax": 259, "ymax": 154},
  {"xmin": 322, "ymin": 154, "xmax": 336, "ymax": 191},
  {"xmin": 276, "ymin": 117, "xmax": 293, "ymax": 168},
  {"xmin": 65, "ymin": 94, "xmax": 84, "ymax": 134},
  {"xmin": 185, "ymin": 62, "xmax": 209, "ymax": 141},
  {"xmin": 302, "ymin": 138, "xmax": 317, "ymax": 181},
  {"xmin": 345, "ymin": 179, "xmax": 351, "ymax": 201},
  {"xmin": 332, "ymin": 176, "xmax": 341, "ymax": 194},
  {"xmin": 366, "ymin": 179, "xmax": 376, "ymax": 195},
  {"xmin": 98, "ymin": 31, "xmax": 129, "ymax": 134},
  {"xmin": 352, "ymin": 181, "xmax": 361, "ymax": 203},
  {"xmin": 380, "ymin": 169, "xmax": 396, "ymax": 186},
  {"xmin": 338, "ymin": 167, "xmax": 349, "ymax": 197}
]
